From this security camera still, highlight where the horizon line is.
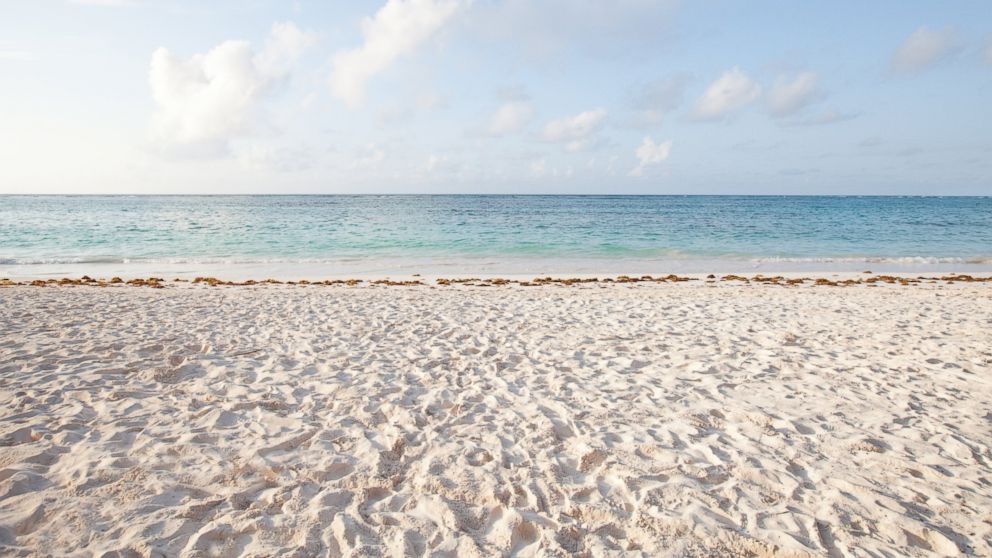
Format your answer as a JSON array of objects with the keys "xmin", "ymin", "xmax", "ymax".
[{"xmin": 2, "ymin": 193, "xmax": 990, "ymax": 198}]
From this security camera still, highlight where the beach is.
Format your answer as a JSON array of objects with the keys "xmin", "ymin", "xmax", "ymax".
[
  {"xmin": 6, "ymin": 0, "xmax": 992, "ymax": 555},
  {"xmin": 1, "ymin": 278, "xmax": 990, "ymax": 557}
]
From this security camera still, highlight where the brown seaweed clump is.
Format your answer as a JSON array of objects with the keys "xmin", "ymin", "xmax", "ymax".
[
  {"xmin": 371, "ymin": 279, "xmax": 424, "ymax": 286},
  {"xmin": 535, "ymin": 277, "xmax": 601, "ymax": 285},
  {"xmin": 437, "ymin": 277, "xmax": 602, "ymax": 287},
  {"xmin": 126, "ymin": 277, "xmax": 165, "ymax": 288},
  {"xmin": 193, "ymin": 276, "xmax": 226, "ymax": 286},
  {"xmin": 192, "ymin": 277, "xmax": 362, "ymax": 287},
  {"xmin": 436, "ymin": 278, "xmax": 482, "ymax": 286},
  {"xmin": 313, "ymin": 279, "xmax": 362, "ymax": 286},
  {"xmin": 3, "ymin": 272, "xmax": 990, "ymax": 290},
  {"xmin": 938, "ymin": 274, "xmax": 992, "ymax": 282}
]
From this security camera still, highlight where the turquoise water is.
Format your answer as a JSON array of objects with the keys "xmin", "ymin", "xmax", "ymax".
[{"xmin": 1, "ymin": 196, "xmax": 990, "ymax": 277}]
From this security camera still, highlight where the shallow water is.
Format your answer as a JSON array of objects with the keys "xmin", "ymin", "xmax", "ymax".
[{"xmin": 1, "ymin": 195, "xmax": 990, "ymax": 277}]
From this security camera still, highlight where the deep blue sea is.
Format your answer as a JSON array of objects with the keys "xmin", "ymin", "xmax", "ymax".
[{"xmin": 1, "ymin": 196, "xmax": 990, "ymax": 277}]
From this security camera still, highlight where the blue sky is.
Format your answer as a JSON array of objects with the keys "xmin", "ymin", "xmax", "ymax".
[{"xmin": 1, "ymin": 0, "xmax": 990, "ymax": 194}]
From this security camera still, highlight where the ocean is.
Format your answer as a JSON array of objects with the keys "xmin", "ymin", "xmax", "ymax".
[{"xmin": 1, "ymin": 195, "xmax": 990, "ymax": 278}]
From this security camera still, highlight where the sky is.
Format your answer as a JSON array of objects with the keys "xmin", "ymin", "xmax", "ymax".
[{"xmin": 1, "ymin": 0, "xmax": 991, "ymax": 194}]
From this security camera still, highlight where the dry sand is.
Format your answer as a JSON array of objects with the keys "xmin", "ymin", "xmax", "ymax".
[{"xmin": 1, "ymin": 281, "xmax": 991, "ymax": 557}]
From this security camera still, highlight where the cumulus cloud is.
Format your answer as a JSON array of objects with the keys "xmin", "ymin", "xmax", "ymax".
[
  {"xmin": 329, "ymin": 0, "xmax": 465, "ymax": 108},
  {"xmin": 542, "ymin": 109, "xmax": 607, "ymax": 151},
  {"xmin": 692, "ymin": 67, "xmax": 761, "ymax": 121},
  {"xmin": 766, "ymin": 72, "xmax": 821, "ymax": 117},
  {"xmin": 149, "ymin": 22, "xmax": 314, "ymax": 155},
  {"xmin": 487, "ymin": 100, "xmax": 534, "ymax": 135},
  {"xmin": 629, "ymin": 136, "xmax": 672, "ymax": 176},
  {"xmin": 256, "ymin": 22, "xmax": 317, "ymax": 76},
  {"xmin": 891, "ymin": 26, "xmax": 960, "ymax": 73}
]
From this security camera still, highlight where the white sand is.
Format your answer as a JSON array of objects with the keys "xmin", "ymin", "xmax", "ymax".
[{"xmin": 1, "ymin": 281, "xmax": 990, "ymax": 557}]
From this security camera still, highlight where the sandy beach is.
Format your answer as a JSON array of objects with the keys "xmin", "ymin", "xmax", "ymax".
[
  {"xmin": 6, "ymin": 0, "xmax": 992, "ymax": 555},
  {"xmin": 1, "ymin": 279, "xmax": 991, "ymax": 557}
]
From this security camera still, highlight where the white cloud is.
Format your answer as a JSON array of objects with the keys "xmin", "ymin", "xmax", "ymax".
[
  {"xmin": 766, "ymin": 72, "xmax": 820, "ymax": 117},
  {"xmin": 542, "ymin": 108, "xmax": 607, "ymax": 151},
  {"xmin": 891, "ymin": 26, "xmax": 960, "ymax": 73},
  {"xmin": 629, "ymin": 136, "xmax": 671, "ymax": 176},
  {"xmin": 985, "ymin": 39, "xmax": 992, "ymax": 65},
  {"xmin": 255, "ymin": 21, "xmax": 317, "ymax": 76},
  {"xmin": 329, "ymin": 0, "xmax": 465, "ymax": 108},
  {"xmin": 487, "ymin": 100, "xmax": 534, "ymax": 135},
  {"xmin": 149, "ymin": 22, "xmax": 314, "ymax": 155},
  {"xmin": 692, "ymin": 67, "xmax": 761, "ymax": 121}
]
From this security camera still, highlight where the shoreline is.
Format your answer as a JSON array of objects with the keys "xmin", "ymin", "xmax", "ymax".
[
  {"xmin": 3, "ymin": 272, "xmax": 992, "ymax": 289},
  {"xmin": 3, "ymin": 258, "xmax": 992, "ymax": 282}
]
